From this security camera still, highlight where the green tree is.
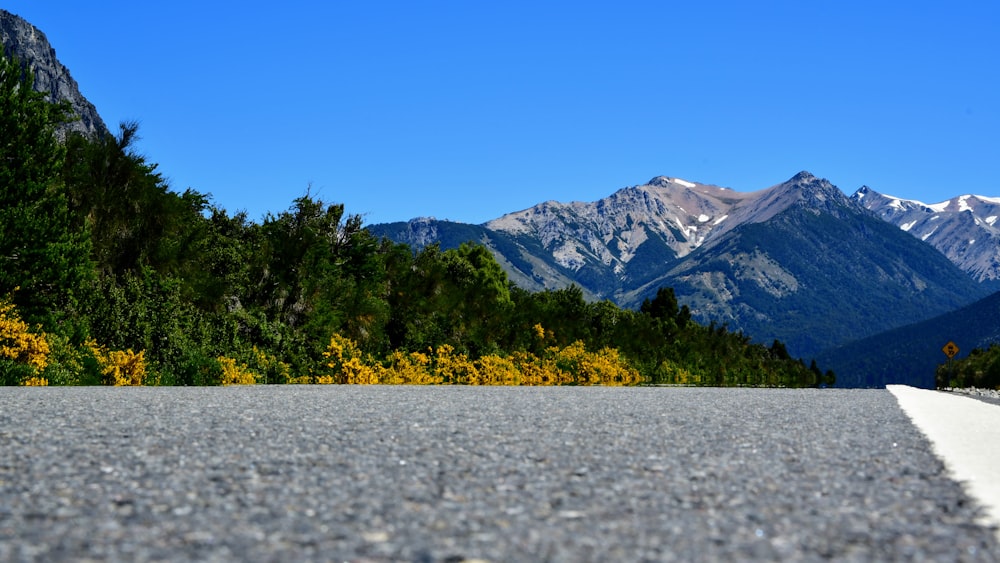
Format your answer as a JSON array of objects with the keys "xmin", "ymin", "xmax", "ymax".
[
  {"xmin": 187, "ymin": 208, "xmax": 259, "ymax": 312},
  {"xmin": 63, "ymin": 121, "xmax": 210, "ymax": 277},
  {"xmin": 246, "ymin": 194, "xmax": 388, "ymax": 369},
  {"xmin": 383, "ymin": 243, "xmax": 451, "ymax": 352},
  {"xmin": 641, "ymin": 287, "xmax": 680, "ymax": 320},
  {"xmin": 0, "ymin": 53, "xmax": 93, "ymax": 334},
  {"xmin": 382, "ymin": 242, "xmax": 514, "ymax": 356},
  {"xmin": 440, "ymin": 243, "xmax": 512, "ymax": 353},
  {"xmin": 640, "ymin": 286, "xmax": 691, "ymax": 334}
]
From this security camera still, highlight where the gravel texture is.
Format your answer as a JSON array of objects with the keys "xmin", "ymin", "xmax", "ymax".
[
  {"xmin": 943, "ymin": 387, "xmax": 1000, "ymax": 407},
  {"xmin": 0, "ymin": 386, "xmax": 997, "ymax": 561}
]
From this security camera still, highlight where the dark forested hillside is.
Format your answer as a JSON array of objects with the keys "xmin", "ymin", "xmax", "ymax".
[{"xmin": 818, "ymin": 289, "xmax": 1000, "ymax": 388}]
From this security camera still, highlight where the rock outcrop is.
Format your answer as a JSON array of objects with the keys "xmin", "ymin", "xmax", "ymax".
[{"xmin": 1, "ymin": 9, "xmax": 108, "ymax": 139}]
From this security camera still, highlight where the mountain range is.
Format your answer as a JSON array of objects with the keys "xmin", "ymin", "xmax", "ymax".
[
  {"xmin": 370, "ymin": 173, "xmax": 995, "ymax": 361},
  {"xmin": 852, "ymin": 187, "xmax": 1000, "ymax": 290}
]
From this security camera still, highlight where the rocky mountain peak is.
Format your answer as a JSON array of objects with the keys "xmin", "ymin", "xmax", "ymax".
[
  {"xmin": 790, "ymin": 170, "xmax": 818, "ymax": 183},
  {"xmin": 782, "ymin": 171, "xmax": 839, "ymax": 194},
  {"xmin": 646, "ymin": 176, "xmax": 700, "ymax": 189},
  {"xmin": 0, "ymin": 9, "xmax": 108, "ymax": 139}
]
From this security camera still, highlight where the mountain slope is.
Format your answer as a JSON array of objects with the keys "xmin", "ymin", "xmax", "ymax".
[
  {"xmin": 366, "ymin": 218, "xmax": 592, "ymax": 297},
  {"xmin": 853, "ymin": 187, "xmax": 1000, "ymax": 288},
  {"xmin": 817, "ymin": 288, "xmax": 1000, "ymax": 388},
  {"xmin": 1, "ymin": 9, "xmax": 108, "ymax": 138},
  {"xmin": 370, "ymin": 172, "xmax": 990, "ymax": 358},
  {"xmin": 478, "ymin": 176, "xmax": 755, "ymax": 300},
  {"xmin": 637, "ymin": 174, "xmax": 987, "ymax": 357},
  {"xmin": 369, "ymin": 175, "xmax": 745, "ymax": 299}
]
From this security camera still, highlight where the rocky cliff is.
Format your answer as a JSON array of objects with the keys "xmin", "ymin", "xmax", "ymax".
[{"xmin": 1, "ymin": 9, "xmax": 108, "ymax": 139}]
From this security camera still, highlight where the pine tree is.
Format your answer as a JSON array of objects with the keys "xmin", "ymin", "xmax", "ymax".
[{"xmin": 0, "ymin": 53, "xmax": 93, "ymax": 334}]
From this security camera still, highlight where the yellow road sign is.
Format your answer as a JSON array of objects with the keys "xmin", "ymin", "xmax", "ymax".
[{"xmin": 942, "ymin": 341, "xmax": 959, "ymax": 359}]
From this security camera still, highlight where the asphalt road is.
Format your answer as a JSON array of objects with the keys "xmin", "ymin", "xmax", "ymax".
[{"xmin": 0, "ymin": 386, "xmax": 997, "ymax": 562}]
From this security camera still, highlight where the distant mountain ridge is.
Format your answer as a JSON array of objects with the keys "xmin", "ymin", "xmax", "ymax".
[
  {"xmin": 818, "ymin": 288, "xmax": 1000, "ymax": 388},
  {"xmin": 370, "ymin": 172, "xmax": 991, "ymax": 359},
  {"xmin": 852, "ymin": 187, "xmax": 1000, "ymax": 288},
  {"xmin": 0, "ymin": 9, "xmax": 108, "ymax": 138}
]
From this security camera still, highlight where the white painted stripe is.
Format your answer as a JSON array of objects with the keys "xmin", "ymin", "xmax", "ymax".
[{"xmin": 888, "ymin": 385, "xmax": 1000, "ymax": 536}]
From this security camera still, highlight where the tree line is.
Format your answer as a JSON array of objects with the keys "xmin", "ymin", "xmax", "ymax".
[{"xmin": 0, "ymin": 52, "xmax": 832, "ymax": 387}]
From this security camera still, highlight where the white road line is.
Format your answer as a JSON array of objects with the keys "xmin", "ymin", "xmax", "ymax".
[{"xmin": 888, "ymin": 385, "xmax": 1000, "ymax": 536}]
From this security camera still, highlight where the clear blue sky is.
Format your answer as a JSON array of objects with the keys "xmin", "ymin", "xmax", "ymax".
[{"xmin": 6, "ymin": 1, "xmax": 998, "ymax": 225}]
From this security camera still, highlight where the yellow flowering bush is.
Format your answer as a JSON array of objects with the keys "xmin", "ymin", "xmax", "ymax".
[
  {"xmin": 550, "ymin": 342, "xmax": 641, "ymax": 386},
  {"xmin": 0, "ymin": 299, "xmax": 51, "ymax": 375},
  {"xmin": 322, "ymin": 333, "xmax": 378, "ymax": 384},
  {"xmin": 533, "ymin": 323, "xmax": 547, "ymax": 342},
  {"xmin": 248, "ymin": 346, "xmax": 292, "ymax": 384},
  {"xmin": 508, "ymin": 351, "xmax": 558, "ymax": 386},
  {"xmin": 433, "ymin": 344, "xmax": 481, "ymax": 384},
  {"xmin": 477, "ymin": 354, "xmax": 522, "ymax": 385},
  {"xmin": 377, "ymin": 350, "xmax": 439, "ymax": 385},
  {"xmin": 87, "ymin": 340, "xmax": 146, "ymax": 386},
  {"xmin": 20, "ymin": 376, "xmax": 48, "ymax": 386},
  {"xmin": 317, "ymin": 333, "xmax": 643, "ymax": 386},
  {"xmin": 217, "ymin": 356, "xmax": 258, "ymax": 385}
]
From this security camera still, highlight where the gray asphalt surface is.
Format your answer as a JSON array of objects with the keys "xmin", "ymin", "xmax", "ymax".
[{"xmin": 0, "ymin": 386, "xmax": 997, "ymax": 562}]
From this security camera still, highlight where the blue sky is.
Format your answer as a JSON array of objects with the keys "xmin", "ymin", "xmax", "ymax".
[{"xmin": 6, "ymin": 1, "xmax": 998, "ymax": 225}]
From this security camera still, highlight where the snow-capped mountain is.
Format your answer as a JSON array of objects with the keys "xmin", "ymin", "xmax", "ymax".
[
  {"xmin": 370, "ymin": 172, "xmax": 989, "ymax": 357},
  {"xmin": 852, "ymin": 187, "xmax": 1000, "ymax": 285}
]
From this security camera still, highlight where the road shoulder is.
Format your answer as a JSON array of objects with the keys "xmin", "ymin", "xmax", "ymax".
[{"xmin": 888, "ymin": 385, "xmax": 1000, "ymax": 538}]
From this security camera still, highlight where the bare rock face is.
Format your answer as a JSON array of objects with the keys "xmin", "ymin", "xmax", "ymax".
[{"xmin": 1, "ymin": 9, "xmax": 109, "ymax": 139}]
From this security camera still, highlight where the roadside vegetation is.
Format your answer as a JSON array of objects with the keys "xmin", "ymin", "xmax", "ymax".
[
  {"xmin": 0, "ymin": 52, "xmax": 831, "ymax": 387},
  {"xmin": 936, "ymin": 344, "xmax": 1000, "ymax": 389}
]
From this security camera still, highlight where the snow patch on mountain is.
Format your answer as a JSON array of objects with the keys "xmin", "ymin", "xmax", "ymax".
[
  {"xmin": 852, "ymin": 186, "xmax": 1000, "ymax": 282},
  {"xmin": 959, "ymin": 196, "xmax": 972, "ymax": 212}
]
